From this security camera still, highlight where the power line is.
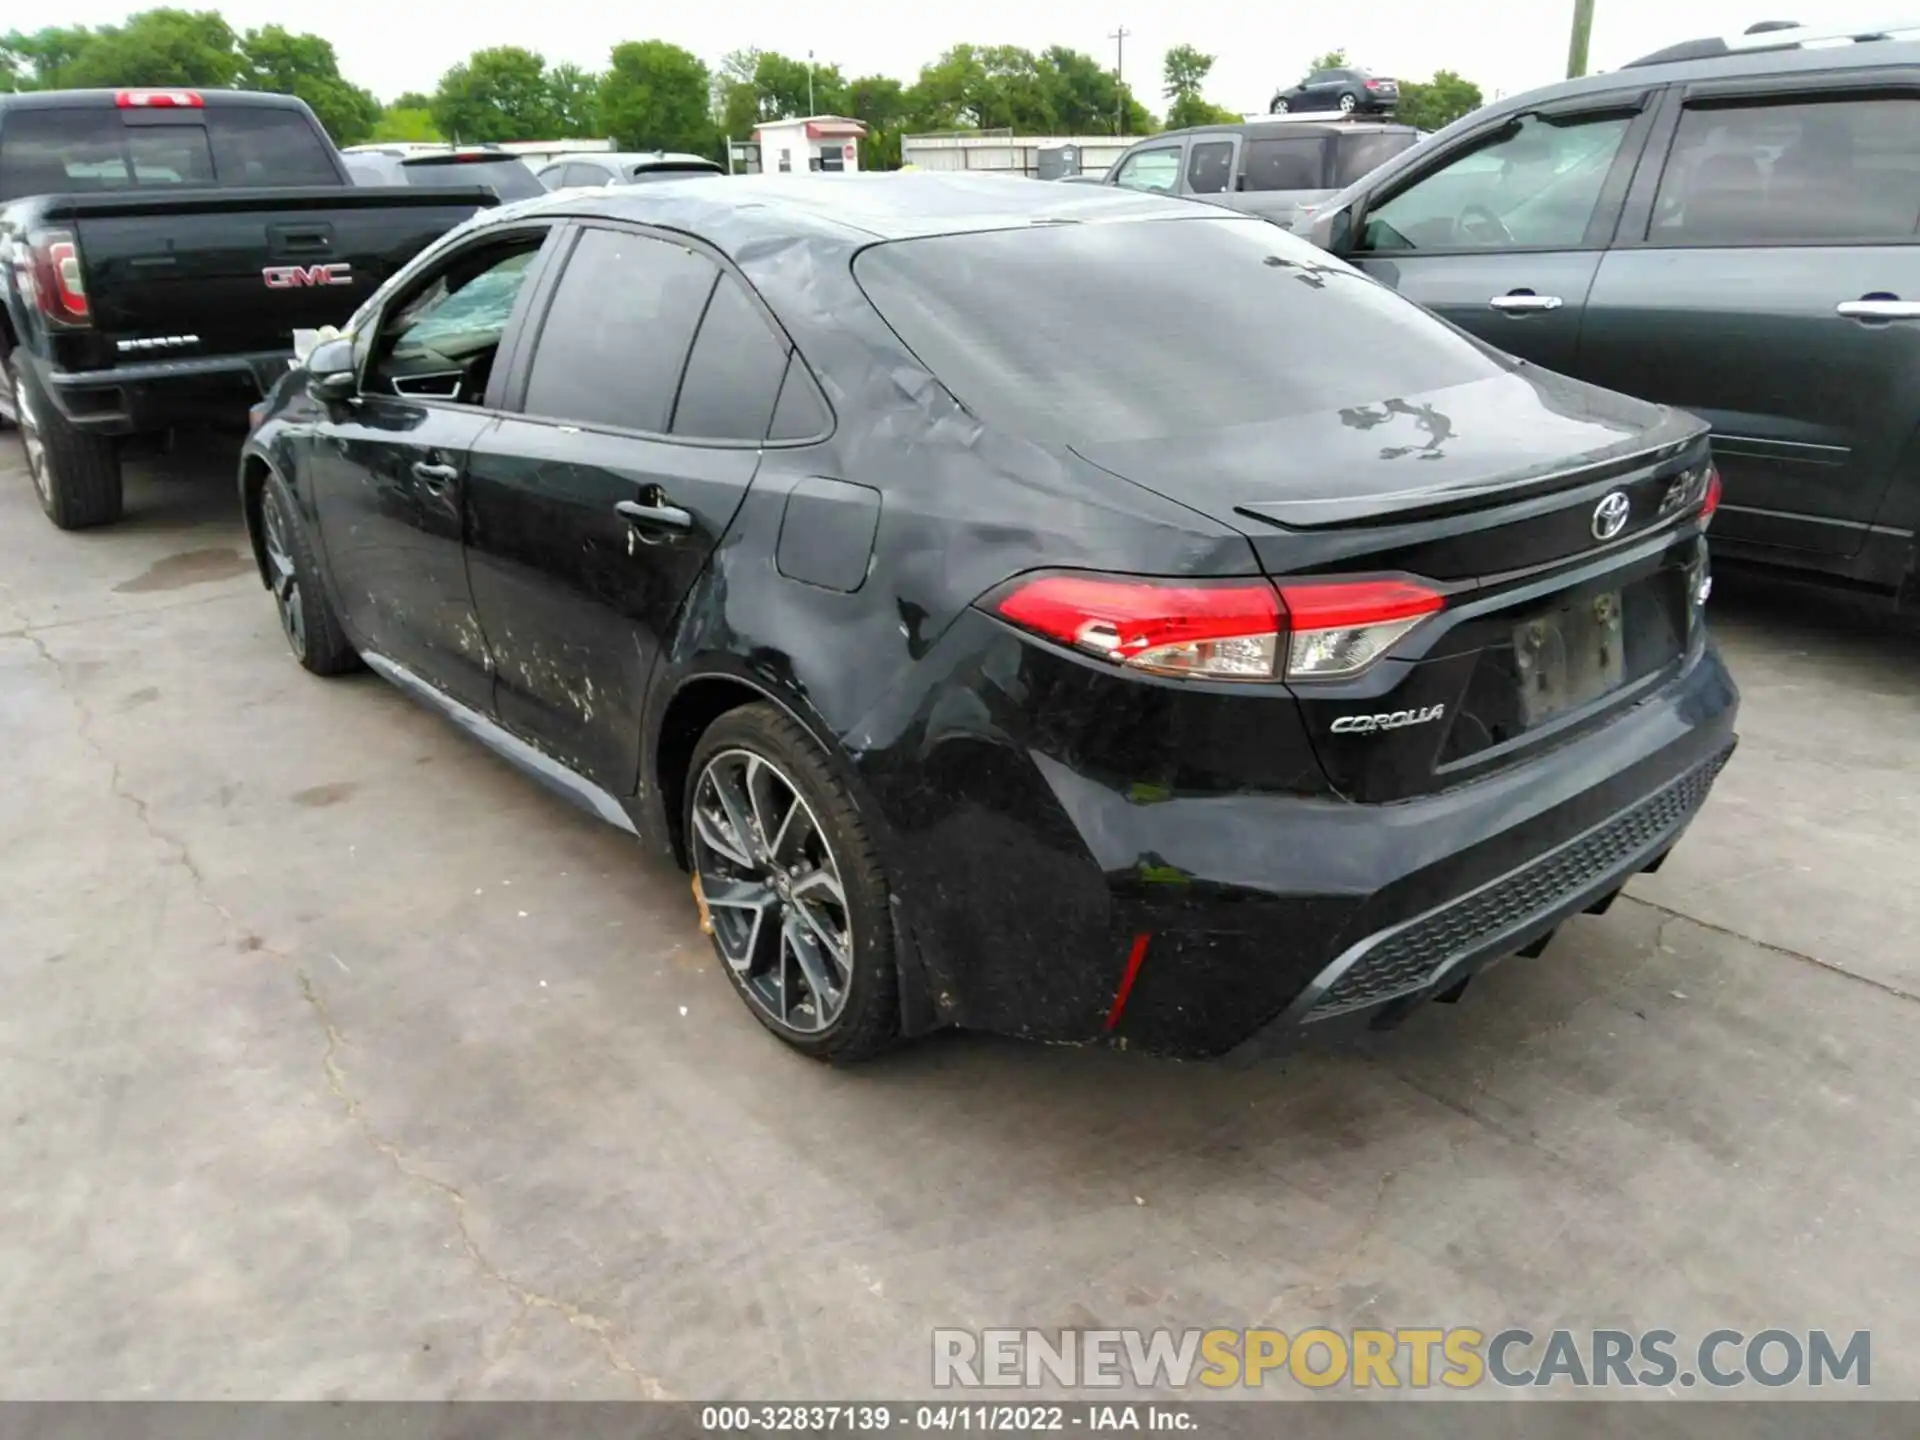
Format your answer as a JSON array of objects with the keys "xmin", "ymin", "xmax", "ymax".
[{"xmin": 1108, "ymin": 26, "xmax": 1131, "ymax": 135}]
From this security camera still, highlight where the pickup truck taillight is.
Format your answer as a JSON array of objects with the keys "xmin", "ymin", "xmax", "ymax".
[{"xmin": 26, "ymin": 230, "xmax": 91, "ymax": 328}]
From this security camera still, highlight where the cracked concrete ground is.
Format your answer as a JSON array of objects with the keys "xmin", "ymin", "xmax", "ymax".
[{"xmin": 1, "ymin": 437, "xmax": 1917, "ymax": 1401}]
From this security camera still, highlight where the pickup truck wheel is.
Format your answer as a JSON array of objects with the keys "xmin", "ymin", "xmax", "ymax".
[
  {"xmin": 13, "ymin": 362, "xmax": 123, "ymax": 530},
  {"xmin": 686, "ymin": 703, "xmax": 899, "ymax": 1064},
  {"xmin": 260, "ymin": 470, "xmax": 359, "ymax": 675}
]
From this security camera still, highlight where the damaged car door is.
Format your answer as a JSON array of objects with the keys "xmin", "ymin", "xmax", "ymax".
[
  {"xmin": 463, "ymin": 222, "xmax": 793, "ymax": 793},
  {"xmin": 307, "ymin": 223, "xmax": 556, "ymax": 707}
]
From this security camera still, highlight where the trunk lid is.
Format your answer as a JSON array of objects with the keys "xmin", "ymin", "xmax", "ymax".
[{"xmin": 1072, "ymin": 369, "xmax": 1715, "ymax": 802}]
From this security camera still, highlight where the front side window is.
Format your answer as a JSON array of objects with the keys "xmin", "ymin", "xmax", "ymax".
[
  {"xmin": 1362, "ymin": 111, "xmax": 1632, "ymax": 252},
  {"xmin": 1186, "ymin": 140, "xmax": 1234, "ymax": 195},
  {"xmin": 519, "ymin": 228, "xmax": 719, "ymax": 433},
  {"xmin": 368, "ymin": 240, "xmax": 543, "ymax": 403},
  {"xmin": 1648, "ymin": 96, "xmax": 1920, "ymax": 245},
  {"xmin": 1113, "ymin": 146, "xmax": 1182, "ymax": 193}
]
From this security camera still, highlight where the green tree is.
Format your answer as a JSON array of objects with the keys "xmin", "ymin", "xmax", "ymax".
[
  {"xmin": 599, "ymin": 40, "xmax": 713, "ymax": 154},
  {"xmin": 39, "ymin": 9, "xmax": 241, "ymax": 89},
  {"xmin": 2, "ymin": 26, "xmax": 100, "ymax": 90},
  {"xmin": 1304, "ymin": 48, "xmax": 1349, "ymax": 78},
  {"xmin": 368, "ymin": 105, "xmax": 442, "ymax": 143},
  {"xmin": 1161, "ymin": 43, "xmax": 1234, "ymax": 130},
  {"xmin": 907, "ymin": 43, "xmax": 1149, "ymax": 135},
  {"xmin": 1393, "ymin": 69, "xmax": 1483, "ymax": 130},
  {"xmin": 391, "ymin": 91, "xmax": 433, "ymax": 111},
  {"xmin": 718, "ymin": 82, "xmax": 758, "ymax": 141},
  {"xmin": 546, "ymin": 62, "xmax": 603, "ymax": 135},
  {"xmin": 236, "ymin": 25, "xmax": 379, "ymax": 144},
  {"xmin": 751, "ymin": 51, "xmax": 845, "ymax": 120},
  {"xmin": 432, "ymin": 46, "xmax": 558, "ymax": 143}
]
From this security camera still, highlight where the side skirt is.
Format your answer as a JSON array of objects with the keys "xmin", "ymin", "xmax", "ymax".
[{"xmin": 362, "ymin": 651, "xmax": 638, "ymax": 837}]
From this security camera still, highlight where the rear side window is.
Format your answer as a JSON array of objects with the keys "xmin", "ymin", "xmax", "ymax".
[
  {"xmin": 1334, "ymin": 131, "xmax": 1418, "ymax": 187},
  {"xmin": 854, "ymin": 216, "xmax": 1505, "ymax": 445},
  {"xmin": 1649, "ymin": 96, "xmax": 1920, "ymax": 245},
  {"xmin": 521, "ymin": 228, "xmax": 718, "ymax": 433},
  {"xmin": 1186, "ymin": 140, "xmax": 1234, "ymax": 195},
  {"xmin": 0, "ymin": 108, "xmax": 212, "ymax": 197},
  {"xmin": 206, "ymin": 107, "xmax": 338, "ymax": 186},
  {"xmin": 671, "ymin": 275, "xmax": 790, "ymax": 441},
  {"xmin": 1243, "ymin": 136, "xmax": 1326, "ymax": 190}
]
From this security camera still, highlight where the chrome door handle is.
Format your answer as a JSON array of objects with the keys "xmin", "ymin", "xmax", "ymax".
[
  {"xmin": 1836, "ymin": 298, "xmax": 1920, "ymax": 321},
  {"xmin": 1489, "ymin": 292, "xmax": 1564, "ymax": 313},
  {"xmin": 410, "ymin": 461, "xmax": 459, "ymax": 488},
  {"xmin": 614, "ymin": 497, "xmax": 693, "ymax": 532}
]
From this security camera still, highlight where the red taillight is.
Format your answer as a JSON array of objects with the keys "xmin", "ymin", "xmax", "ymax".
[
  {"xmin": 993, "ymin": 574, "xmax": 1283, "ymax": 680},
  {"xmin": 988, "ymin": 572, "xmax": 1444, "ymax": 682},
  {"xmin": 1365, "ymin": 79, "xmax": 1381, "ymax": 89},
  {"xmin": 1701, "ymin": 465, "xmax": 1723, "ymax": 528},
  {"xmin": 1277, "ymin": 577, "xmax": 1444, "ymax": 679},
  {"xmin": 116, "ymin": 89, "xmax": 203, "ymax": 108},
  {"xmin": 26, "ymin": 230, "xmax": 90, "ymax": 326}
]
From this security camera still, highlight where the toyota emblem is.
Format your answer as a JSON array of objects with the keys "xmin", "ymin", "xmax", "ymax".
[{"xmin": 1591, "ymin": 491, "xmax": 1631, "ymax": 542}]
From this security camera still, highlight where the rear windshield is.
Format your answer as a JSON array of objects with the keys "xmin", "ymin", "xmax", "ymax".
[
  {"xmin": 0, "ymin": 105, "xmax": 337, "ymax": 200},
  {"xmin": 1335, "ymin": 131, "xmax": 1419, "ymax": 187},
  {"xmin": 402, "ymin": 159, "xmax": 544, "ymax": 202},
  {"xmin": 853, "ymin": 216, "xmax": 1506, "ymax": 445}
]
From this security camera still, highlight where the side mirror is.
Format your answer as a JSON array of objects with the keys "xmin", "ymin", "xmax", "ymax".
[
  {"xmin": 1311, "ymin": 202, "xmax": 1357, "ymax": 255},
  {"xmin": 304, "ymin": 336, "xmax": 357, "ymax": 405}
]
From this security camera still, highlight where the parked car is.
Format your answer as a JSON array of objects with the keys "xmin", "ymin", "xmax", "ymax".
[
  {"xmin": 344, "ymin": 150, "xmax": 546, "ymax": 203},
  {"xmin": 1303, "ymin": 18, "xmax": 1920, "ymax": 611},
  {"xmin": 1102, "ymin": 117, "xmax": 1422, "ymax": 231},
  {"xmin": 1272, "ymin": 66, "xmax": 1400, "ymax": 116},
  {"xmin": 534, "ymin": 152, "xmax": 725, "ymax": 190},
  {"xmin": 240, "ymin": 173, "xmax": 1736, "ymax": 1064},
  {"xmin": 0, "ymin": 88, "xmax": 496, "ymax": 530}
]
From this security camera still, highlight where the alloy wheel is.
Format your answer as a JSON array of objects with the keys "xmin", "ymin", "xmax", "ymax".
[
  {"xmin": 1339, "ymin": 93, "xmax": 1357, "ymax": 113},
  {"xmin": 15, "ymin": 374, "xmax": 49, "ymax": 506},
  {"xmin": 261, "ymin": 487, "xmax": 308, "ymax": 658},
  {"xmin": 690, "ymin": 747, "xmax": 853, "ymax": 1035}
]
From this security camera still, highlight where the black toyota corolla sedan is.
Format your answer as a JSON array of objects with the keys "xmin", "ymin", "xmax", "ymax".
[{"xmin": 240, "ymin": 174, "xmax": 1738, "ymax": 1064}]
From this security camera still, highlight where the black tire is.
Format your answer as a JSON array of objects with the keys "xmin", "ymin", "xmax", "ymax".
[
  {"xmin": 12, "ymin": 357, "xmax": 122, "ymax": 529},
  {"xmin": 686, "ymin": 702, "xmax": 898, "ymax": 1063},
  {"xmin": 260, "ymin": 469, "xmax": 360, "ymax": 676}
]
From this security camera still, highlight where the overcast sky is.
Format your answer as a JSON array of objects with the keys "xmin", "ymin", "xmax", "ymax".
[{"xmin": 58, "ymin": 2, "xmax": 1888, "ymax": 112}]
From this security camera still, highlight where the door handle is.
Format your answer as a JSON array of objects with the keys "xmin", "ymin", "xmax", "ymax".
[
  {"xmin": 1836, "ymin": 297, "xmax": 1920, "ymax": 322},
  {"xmin": 1489, "ymin": 291, "xmax": 1564, "ymax": 314},
  {"xmin": 615, "ymin": 497, "xmax": 694, "ymax": 533},
  {"xmin": 410, "ymin": 461, "xmax": 460, "ymax": 489}
]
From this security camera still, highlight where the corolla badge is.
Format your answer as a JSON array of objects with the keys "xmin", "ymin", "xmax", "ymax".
[
  {"xmin": 1330, "ymin": 704, "xmax": 1447, "ymax": 735},
  {"xmin": 1591, "ymin": 491, "xmax": 1631, "ymax": 542}
]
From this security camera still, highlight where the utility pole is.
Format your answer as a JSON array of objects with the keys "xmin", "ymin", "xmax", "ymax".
[
  {"xmin": 807, "ymin": 49, "xmax": 816, "ymax": 116},
  {"xmin": 1566, "ymin": 0, "xmax": 1596, "ymax": 78},
  {"xmin": 1109, "ymin": 25, "xmax": 1131, "ymax": 135}
]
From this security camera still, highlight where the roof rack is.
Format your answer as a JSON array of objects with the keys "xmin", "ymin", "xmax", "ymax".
[{"xmin": 1623, "ymin": 18, "xmax": 1914, "ymax": 67}]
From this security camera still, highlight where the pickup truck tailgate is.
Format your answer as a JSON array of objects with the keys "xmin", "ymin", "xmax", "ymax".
[{"xmin": 55, "ymin": 186, "xmax": 494, "ymax": 362}]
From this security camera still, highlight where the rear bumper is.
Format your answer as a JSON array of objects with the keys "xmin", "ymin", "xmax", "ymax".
[
  {"xmin": 38, "ymin": 351, "xmax": 293, "ymax": 436},
  {"xmin": 878, "ymin": 633, "xmax": 1739, "ymax": 1059}
]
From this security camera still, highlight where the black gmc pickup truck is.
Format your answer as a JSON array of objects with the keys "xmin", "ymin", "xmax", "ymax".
[{"xmin": 0, "ymin": 88, "xmax": 498, "ymax": 529}]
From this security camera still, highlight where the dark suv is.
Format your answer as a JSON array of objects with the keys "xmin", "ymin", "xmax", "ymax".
[{"xmin": 1304, "ymin": 20, "xmax": 1920, "ymax": 609}]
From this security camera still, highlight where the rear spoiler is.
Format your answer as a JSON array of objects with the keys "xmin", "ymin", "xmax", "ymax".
[{"xmin": 33, "ymin": 185, "xmax": 499, "ymax": 222}]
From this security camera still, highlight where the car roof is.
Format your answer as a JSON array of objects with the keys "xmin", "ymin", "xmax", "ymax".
[
  {"xmin": 1149, "ymin": 118, "xmax": 1416, "ymax": 140},
  {"xmin": 490, "ymin": 171, "xmax": 1213, "ymax": 246},
  {"xmin": 1479, "ymin": 33, "xmax": 1920, "ymax": 111},
  {"xmin": 0, "ymin": 87, "xmax": 311, "ymax": 112}
]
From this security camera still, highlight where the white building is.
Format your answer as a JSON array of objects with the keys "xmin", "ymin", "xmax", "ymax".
[
  {"xmin": 901, "ymin": 131, "xmax": 1133, "ymax": 179},
  {"xmin": 749, "ymin": 116, "xmax": 867, "ymax": 175}
]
